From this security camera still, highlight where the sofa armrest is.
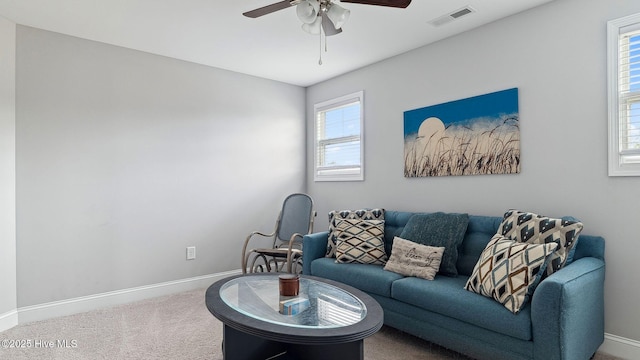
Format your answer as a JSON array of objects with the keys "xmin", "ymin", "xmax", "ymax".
[
  {"xmin": 302, "ymin": 231, "xmax": 329, "ymax": 275},
  {"xmin": 531, "ymin": 257, "xmax": 605, "ymax": 360}
]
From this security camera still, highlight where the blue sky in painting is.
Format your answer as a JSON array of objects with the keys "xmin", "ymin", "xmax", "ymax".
[{"xmin": 403, "ymin": 88, "xmax": 519, "ymax": 137}]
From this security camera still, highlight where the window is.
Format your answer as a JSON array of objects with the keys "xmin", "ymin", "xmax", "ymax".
[
  {"xmin": 314, "ymin": 91, "xmax": 364, "ymax": 181},
  {"xmin": 608, "ymin": 13, "xmax": 640, "ymax": 176}
]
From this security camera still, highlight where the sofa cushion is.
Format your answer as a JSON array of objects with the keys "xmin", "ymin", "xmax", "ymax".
[
  {"xmin": 310, "ymin": 257, "xmax": 403, "ymax": 297},
  {"xmin": 391, "ymin": 275, "xmax": 533, "ymax": 341},
  {"xmin": 464, "ymin": 234, "xmax": 558, "ymax": 314},
  {"xmin": 383, "ymin": 237, "xmax": 444, "ymax": 280},
  {"xmin": 334, "ymin": 219, "xmax": 387, "ymax": 265},
  {"xmin": 381, "ymin": 211, "xmax": 415, "ymax": 255},
  {"xmin": 327, "ymin": 208, "xmax": 385, "ymax": 258},
  {"xmin": 399, "ymin": 212, "xmax": 469, "ymax": 276},
  {"xmin": 498, "ymin": 209, "xmax": 583, "ymax": 276},
  {"xmin": 457, "ymin": 215, "xmax": 502, "ymax": 276}
]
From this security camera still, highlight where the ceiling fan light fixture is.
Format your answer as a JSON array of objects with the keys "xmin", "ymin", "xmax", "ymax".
[
  {"xmin": 243, "ymin": 0, "xmax": 412, "ymax": 65},
  {"xmin": 301, "ymin": 14, "xmax": 323, "ymax": 34},
  {"xmin": 296, "ymin": 0, "xmax": 320, "ymax": 24},
  {"xmin": 321, "ymin": 13, "xmax": 343, "ymax": 36},
  {"xmin": 326, "ymin": 3, "xmax": 350, "ymax": 29}
]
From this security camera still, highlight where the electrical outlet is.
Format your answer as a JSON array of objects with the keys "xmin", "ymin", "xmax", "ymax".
[{"xmin": 186, "ymin": 246, "xmax": 196, "ymax": 260}]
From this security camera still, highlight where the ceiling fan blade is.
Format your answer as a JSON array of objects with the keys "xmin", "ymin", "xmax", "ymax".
[
  {"xmin": 243, "ymin": 1, "xmax": 295, "ymax": 18},
  {"xmin": 340, "ymin": 0, "xmax": 411, "ymax": 8}
]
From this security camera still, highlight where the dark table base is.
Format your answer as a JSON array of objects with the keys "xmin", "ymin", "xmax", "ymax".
[{"xmin": 223, "ymin": 325, "xmax": 364, "ymax": 360}]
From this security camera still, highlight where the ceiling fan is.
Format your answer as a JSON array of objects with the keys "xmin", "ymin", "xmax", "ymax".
[
  {"xmin": 243, "ymin": 1, "xmax": 411, "ymax": 19},
  {"xmin": 243, "ymin": 0, "xmax": 411, "ymax": 63},
  {"xmin": 242, "ymin": 0, "xmax": 411, "ymax": 36}
]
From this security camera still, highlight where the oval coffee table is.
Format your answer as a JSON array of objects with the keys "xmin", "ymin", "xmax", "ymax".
[{"xmin": 205, "ymin": 274, "xmax": 383, "ymax": 360}]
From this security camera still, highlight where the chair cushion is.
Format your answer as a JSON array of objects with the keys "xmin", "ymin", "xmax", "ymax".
[
  {"xmin": 254, "ymin": 248, "xmax": 301, "ymax": 257},
  {"xmin": 391, "ymin": 275, "xmax": 533, "ymax": 341},
  {"xmin": 399, "ymin": 212, "xmax": 469, "ymax": 276},
  {"xmin": 310, "ymin": 257, "xmax": 403, "ymax": 297}
]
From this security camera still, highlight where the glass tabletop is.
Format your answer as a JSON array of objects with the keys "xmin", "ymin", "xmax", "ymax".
[{"xmin": 219, "ymin": 275, "xmax": 367, "ymax": 329}]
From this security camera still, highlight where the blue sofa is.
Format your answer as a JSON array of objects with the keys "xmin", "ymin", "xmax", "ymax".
[{"xmin": 302, "ymin": 211, "xmax": 606, "ymax": 360}]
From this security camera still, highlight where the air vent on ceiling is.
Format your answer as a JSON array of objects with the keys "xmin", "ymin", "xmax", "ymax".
[{"xmin": 428, "ymin": 6, "xmax": 475, "ymax": 27}]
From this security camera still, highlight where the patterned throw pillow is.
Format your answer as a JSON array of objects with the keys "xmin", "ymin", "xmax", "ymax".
[
  {"xmin": 497, "ymin": 210, "xmax": 583, "ymax": 276},
  {"xmin": 334, "ymin": 219, "xmax": 387, "ymax": 265},
  {"xmin": 399, "ymin": 212, "xmax": 469, "ymax": 276},
  {"xmin": 327, "ymin": 209, "xmax": 385, "ymax": 258},
  {"xmin": 384, "ymin": 237, "xmax": 445, "ymax": 280},
  {"xmin": 464, "ymin": 234, "xmax": 558, "ymax": 314}
]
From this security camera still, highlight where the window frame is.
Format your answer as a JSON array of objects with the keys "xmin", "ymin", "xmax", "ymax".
[
  {"xmin": 608, "ymin": 13, "xmax": 640, "ymax": 176},
  {"xmin": 313, "ymin": 91, "xmax": 364, "ymax": 182}
]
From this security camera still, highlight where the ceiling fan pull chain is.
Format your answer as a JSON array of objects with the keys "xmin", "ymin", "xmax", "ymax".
[
  {"xmin": 318, "ymin": 30, "xmax": 323, "ymax": 65},
  {"xmin": 325, "ymin": 32, "xmax": 328, "ymax": 52}
]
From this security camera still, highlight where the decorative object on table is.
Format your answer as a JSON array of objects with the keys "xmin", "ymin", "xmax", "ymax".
[
  {"xmin": 242, "ymin": 193, "xmax": 316, "ymax": 274},
  {"xmin": 403, "ymin": 88, "xmax": 520, "ymax": 177},
  {"xmin": 279, "ymin": 296, "xmax": 310, "ymax": 315},
  {"xmin": 279, "ymin": 274, "xmax": 300, "ymax": 297}
]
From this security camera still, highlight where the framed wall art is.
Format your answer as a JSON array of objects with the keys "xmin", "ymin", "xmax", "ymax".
[{"xmin": 403, "ymin": 88, "xmax": 520, "ymax": 177}]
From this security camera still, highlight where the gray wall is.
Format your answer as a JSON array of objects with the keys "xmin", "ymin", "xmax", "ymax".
[
  {"xmin": 306, "ymin": 0, "xmax": 640, "ymax": 342},
  {"xmin": 0, "ymin": 16, "xmax": 17, "ymax": 317},
  {"xmin": 15, "ymin": 26, "xmax": 306, "ymax": 307}
]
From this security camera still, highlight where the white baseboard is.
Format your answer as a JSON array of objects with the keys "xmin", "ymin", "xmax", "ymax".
[
  {"xmin": 599, "ymin": 333, "xmax": 640, "ymax": 360},
  {"xmin": 0, "ymin": 309, "xmax": 18, "ymax": 333},
  {"xmin": 17, "ymin": 269, "xmax": 242, "ymax": 325}
]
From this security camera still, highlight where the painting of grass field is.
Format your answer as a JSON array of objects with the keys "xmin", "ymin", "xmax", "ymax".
[{"xmin": 404, "ymin": 88, "xmax": 520, "ymax": 177}]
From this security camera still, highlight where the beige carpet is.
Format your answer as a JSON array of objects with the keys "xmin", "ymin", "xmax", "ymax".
[{"xmin": 0, "ymin": 288, "xmax": 619, "ymax": 360}]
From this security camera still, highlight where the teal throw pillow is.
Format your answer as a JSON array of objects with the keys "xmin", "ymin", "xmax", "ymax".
[{"xmin": 399, "ymin": 212, "xmax": 469, "ymax": 276}]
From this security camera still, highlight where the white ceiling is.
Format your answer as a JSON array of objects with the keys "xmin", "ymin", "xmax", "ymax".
[{"xmin": 0, "ymin": 0, "xmax": 555, "ymax": 87}]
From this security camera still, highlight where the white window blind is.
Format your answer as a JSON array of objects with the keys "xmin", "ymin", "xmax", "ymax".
[
  {"xmin": 608, "ymin": 13, "xmax": 640, "ymax": 176},
  {"xmin": 314, "ymin": 91, "xmax": 364, "ymax": 181}
]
